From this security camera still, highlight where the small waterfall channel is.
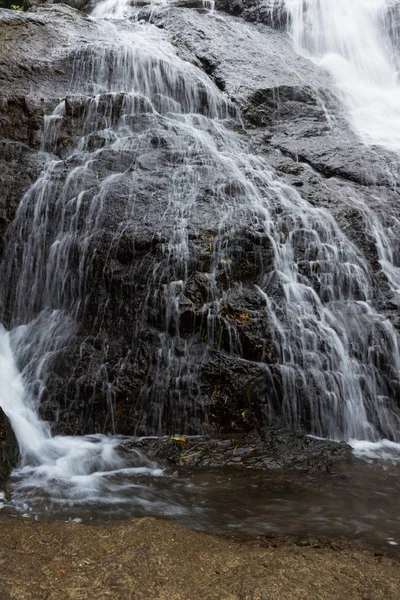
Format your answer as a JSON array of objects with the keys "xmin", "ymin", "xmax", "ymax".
[
  {"xmin": 285, "ymin": 0, "xmax": 400, "ymax": 151},
  {"xmin": 1, "ymin": 0, "xmax": 400, "ymax": 529}
]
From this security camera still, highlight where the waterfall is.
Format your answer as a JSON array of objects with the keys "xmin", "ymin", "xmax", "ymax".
[
  {"xmin": 0, "ymin": 325, "xmax": 50, "ymax": 463},
  {"xmin": 284, "ymin": 0, "xmax": 400, "ymax": 150},
  {"xmin": 1, "ymin": 0, "xmax": 400, "ymax": 514}
]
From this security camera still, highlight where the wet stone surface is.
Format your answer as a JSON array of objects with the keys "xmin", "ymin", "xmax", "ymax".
[
  {"xmin": 0, "ymin": 408, "xmax": 18, "ymax": 484},
  {"xmin": 128, "ymin": 428, "xmax": 353, "ymax": 472}
]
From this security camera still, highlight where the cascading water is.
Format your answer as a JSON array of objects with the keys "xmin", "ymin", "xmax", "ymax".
[
  {"xmin": 1, "ymin": 0, "xmax": 400, "ymax": 519},
  {"xmin": 0, "ymin": 325, "xmax": 50, "ymax": 463},
  {"xmin": 284, "ymin": 0, "xmax": 400, "ymax": 150},
  {"xmin": 280, "ymin": 0, "xmax": 400, "ymax": 452},
  {"xmin": 0, "ymin": 323, "xmax": 163, "ymax": 514}
]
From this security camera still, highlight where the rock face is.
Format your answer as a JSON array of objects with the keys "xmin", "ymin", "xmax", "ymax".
[
  {"xmin": 215, "ymin": 0, "xmax": 288, "ymax": 27},
  {"xmin": 23, "ymin": 0, "xmax": 91, "ymax": 9},
  {"xmin": 0, "ymin": 408, "xmax": 18, "ymax": 483},
  {"xmin": 0, "ymin": 141, "xmax": 47, "ymax": 259},
  {"xmin": 0, "ymin": 0, "xmax": 400, "ymax": 441}
]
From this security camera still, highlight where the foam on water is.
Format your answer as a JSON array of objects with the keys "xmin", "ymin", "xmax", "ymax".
[
  {"xmin": 91, "ymin": 0, "xmax": 134, "ymax": 19},
  {"xmin": 350, "ymin": 438, "xmax": 400, "ymax": 461}
]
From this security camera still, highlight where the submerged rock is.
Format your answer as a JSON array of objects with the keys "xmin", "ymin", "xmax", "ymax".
[{"xmin": 0, "ymin": 408, "xmax": 18, "ymax": 483}]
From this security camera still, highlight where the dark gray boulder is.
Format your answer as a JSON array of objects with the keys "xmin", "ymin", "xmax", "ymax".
[
  {"xmin": 0, "ymin": 141, "xmax": 48, "ymax": 260},
  {"xmin": 23, "ymin": 0, "xmax": 91, "ymax": 12},
  {"xmin": 215, "ymin": 0, "xmax": 288, "ymax": 28},
  {"xmin": 130, "ymin": 428, "xmax": 353, "ymax": 472},
  {"xmin": 0, "ymin": 408, "xmax": 18, "ymax": 483}
]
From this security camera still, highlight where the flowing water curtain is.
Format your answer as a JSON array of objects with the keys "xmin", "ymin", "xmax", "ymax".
[
  {"xmin": 0, "ymin": 18, "xmax": 239, "ymax": 435},
  {"xmin": 284, "ymin": 0, "xmax": 400, "ymax": 150}
]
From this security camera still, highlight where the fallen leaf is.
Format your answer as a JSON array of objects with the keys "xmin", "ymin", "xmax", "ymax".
[
  {"xmin": 170, "ymin": 436, "xmax": 187, "ymax": 446},
  {"xmin": 235, "ymin": 312, "xmax": 250, "ymax": 324}
]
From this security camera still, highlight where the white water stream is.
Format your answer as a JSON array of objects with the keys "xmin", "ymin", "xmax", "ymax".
[
  {"xmin": 0, "ymin": 325, "xmax": 162, "ymax": 511},
  {"xmin": 285, "ymin": 0, "xmax": 400, "ymax": 150},
  {"xmin": 283, "ymin": 0, "xmax": 400, "ymax": 460}
]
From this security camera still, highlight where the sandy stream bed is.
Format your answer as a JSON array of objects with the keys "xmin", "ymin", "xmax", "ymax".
[{"xmin": 1, "ymin": 517, "xmax": 400, "ymax": 599}]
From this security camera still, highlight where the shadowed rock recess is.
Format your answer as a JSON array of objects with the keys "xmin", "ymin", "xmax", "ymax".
[
  {"xmin": 1, "ymin": 0, "xmax": 400, "ymax": 446},
  {"xmin": 0, "ymin": 408, "xmax": 18, "ymax": 483}
]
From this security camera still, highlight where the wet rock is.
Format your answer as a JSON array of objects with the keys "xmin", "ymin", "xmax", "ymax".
[
  {"xmin": 215, "ymin": 0, "xmax": 288, "ymax": 28},
  {"xmin": 0, "ymin": 5, "xmax": 314, "ymax": 440},
  {"xmin": 153, "ymin": 10, "xmax": 400, "ymax": 188},
  {"xmin": 159, "ymin": 7, "xmax": 400, "ymax": 317},
  {"xmin": 0, "ymin": 408, "xmax": 18, "ymax": 483},
  {"xmin": 132, "ymin": 429, "xmax": 352, "ymax": 472},
  {"xmin": 0, "ymin": 140, "xmax": 47, "ymax": 260},
  {"xmin": 49, "ymin": 0, "xmax": 91, "ymax": 10},
  {"xmin": 244, "ymin": 84, "xmax": 330, "ymax": 128},
  {"xmin": 0, "ymin": 5, "xmax": 102, "ymax": 145},
  {"xmin": 258, "ymin": 428, "xmax": 352, "ymax": 470},
  {"xmin": 203, "ymin": 354, "xmax": 280, "ymax": 433},
  {"xmin": 267, "ymin": 129, "xmax": 400, "ymax": 188},
  {"xmin": 23, "ymin": 0, "xmax": 91, "ymax": 12},
  {"xmin": 151, "ymin": 7, "xmax": 331, "ymax": 103}
]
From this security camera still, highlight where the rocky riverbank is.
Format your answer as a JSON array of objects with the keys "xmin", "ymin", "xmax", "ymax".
[{"xmin": 0, "ymin": 517, "xmax": 399, "ymax": 600}]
